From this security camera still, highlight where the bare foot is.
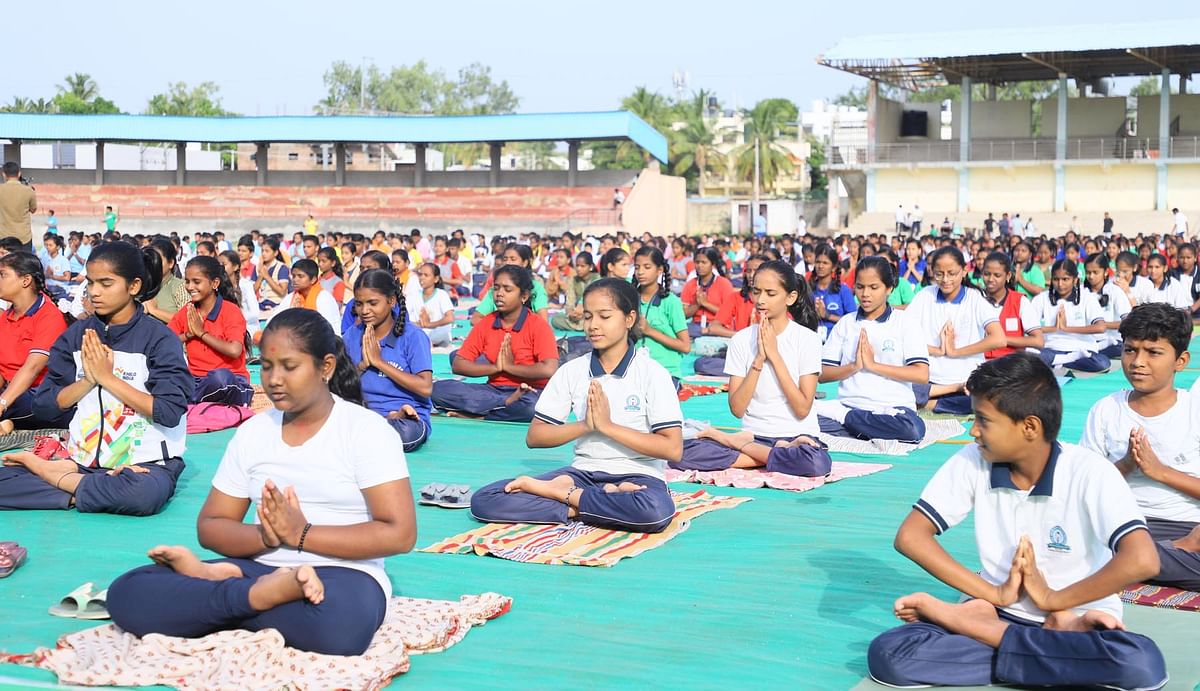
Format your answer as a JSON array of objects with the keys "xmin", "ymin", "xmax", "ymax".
[
  {"xmin": 1043, "ymin": 609, "xmax": 1126, "ymax": 632},
  {"xmin": 1172, "ymin": 523, "xmax": 1200, "ymax": 552},
  {"xmin": 0, "ymin": 420, "xmax": 13, "ymax": 435},
  {"xmin": 2, "ymin": 452, "xmax": 76, "ymax": 483},
  {"xmin": 602, "ymin": 481, "xmax": 647, "ymax": 493},
  {"xmin": 503, "ymin": 384, "xmax": 533, "ymax": 407},
  {"xmin": 445, "ymin": 411, "xmax": 483, "ymax": 419},
  {"xmin": 148, "ymin": 545, "xmax": 244, "ymax": 581},
  {"xmin": 504, "ymin": 474, "xmax": 575, "ymax": 499},
  {"xmin": 893, "ymin": 592, "xmax": 995, "ymax": 626},
  {"xmin": 248, "ymin": 565, "xmax": 325, "ymax": 610}
]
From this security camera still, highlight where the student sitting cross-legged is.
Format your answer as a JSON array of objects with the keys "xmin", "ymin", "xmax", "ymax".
[
  {"xmin": 105, "ymin": 309, "xmax": 416, "ymax": 656},
  {"xmin": 815, "ymin": 256, "xmax": 929, "ymax": 443},
  {"xmin": 0, "ymin": 242, "xmax": 191, "ymax": 515},
  {"xmin": 431, "ymin": 265, "xmax": 559, "ymax": 422},
  {"xmin": 470, "ymin": 278, "xmax": 683, "ymax": 533},
  {"xmin": 1029, "ymin": 259, "xmax": 1110, "ymax": 373},
  {"xmin": 344, "ymin": 269, "xmax": 433, "ymax": 452},
  {"xmin": 867, "ymin": 353, "xmax": 1166, "ymax": 691},
  {"xmin": 672, "ymin": 261, "xmax": 832, "ymax": 477},
  {"xmin": 1081, "ymin": 302, "xmax": 1200, "ymax": 592},
  {"xmin": 167, "ymin": 256, "xmax": 254, "ymax": 407}
]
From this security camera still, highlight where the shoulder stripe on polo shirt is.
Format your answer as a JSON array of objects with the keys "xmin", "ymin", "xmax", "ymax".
[
  {"xmin": 913, "ymin": 499, "xmax": 949, "ymax": 534},
  {"xmin": 650, "ymin": 420, "xmax": 682, "ymax": 431},
  {"xmin": 533, "ymin": 412, "xmax": 565, "ymax": 426},
  {"xmin": 903, "ymin": 357, "xmax": 929, "ymax": 365},
  {"xmin": 821, "ymin": 358, "xmax": 840, "ymax": 366},
  {"xmin": 1090, "ymin": 317, "xmax": 1106, "ymax": 325},
  {"xmin": 1108, "ymin": 518, "xmax": 1148, "ymax": 552}
]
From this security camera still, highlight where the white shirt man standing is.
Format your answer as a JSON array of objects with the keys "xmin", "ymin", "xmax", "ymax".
[
  {"xmin": 895, "ymin": 204, "xmax": 908, "ymax": 234},
  {"xmin": 1173, "ymin": 207, "xmax": 1189, "ymax": 239}
]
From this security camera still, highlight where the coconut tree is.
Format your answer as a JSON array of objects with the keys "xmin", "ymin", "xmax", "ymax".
[
  {"xmin": 671, "ymin": 95, "xmax": 726, "ymax": 196},
  {"xmin": 58, "ymin": 73, "xmax": 99, "ymax": 101},
  {"xmin": 734, "ymin": 98, "xmax": 799, "ymax": 194}
]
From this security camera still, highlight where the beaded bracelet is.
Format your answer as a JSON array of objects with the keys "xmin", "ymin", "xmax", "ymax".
[{"xmin": 296, "ymin": 523, "xmax": 312, "ymax": 553}]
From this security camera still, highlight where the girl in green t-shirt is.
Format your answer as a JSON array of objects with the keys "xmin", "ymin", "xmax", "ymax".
[
  {"xmin": 878, "ymin": 248, "xmax": 916, "ymax": 307},
  {"xmin": 633, "ymin": 246, "xmax": 691, "ymax": 379}
]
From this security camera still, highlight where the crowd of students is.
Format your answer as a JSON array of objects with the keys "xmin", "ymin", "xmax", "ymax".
[{"xmin": 1, "ymin": 221, "xmax": 1198, "ymax": 690}]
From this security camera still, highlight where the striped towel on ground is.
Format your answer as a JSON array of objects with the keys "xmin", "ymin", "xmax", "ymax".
[
  {"xmin": 419, "ymin": 490, "xmax": 751, "ymax": 567},
  {"xmin": 1121, "ymin": 584, "xmax": 1200, "ymax": 612},
  {"xmin": 666, "ymin": 461, "xmax": 891, "ymax": 493}
]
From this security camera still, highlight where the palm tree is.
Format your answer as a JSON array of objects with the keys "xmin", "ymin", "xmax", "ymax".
[
  {"xmin": 734, "ymin": 98, "xmax": 799, "ymax": 194},
  {"xmin": 671, "ymin": 93, "xmax": 725, "ymax": 196},
  {"xmin": 59, "ymin": 73, "xmax": 98, "ymax": 101}
]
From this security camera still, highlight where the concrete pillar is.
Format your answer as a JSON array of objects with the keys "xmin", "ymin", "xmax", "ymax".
[
  {"xmin": 567, "ymin": 140, "xmax": 580, "ymax": 188},
  {"xmin": 334, "ymin": 143, "xmax": 346, "ymax": 186},
  {"xmin": 413, "ymin": 143, "xmax": 426, "ymax": 187},
  {"xmin": 864, "ymin": 170, "xmax": 875, "ymax": 213},
  {"xmin": 1159, "ymin": 68, "xmax": 1171, "ymax": 159},
  {"xmin": 959, "ymin": 76, "xmax": 972, "ymax": 164},
  {"xmin": 1055, "ymin": 165, "xmax": 1066, "ymax": 212},
  {"xmin": 1157, "ymin": 163, "xmax": 1168, "ymax": 211},
  {"xmin": 2, "ymin": 140, "xmax": 20, "ymax": 167},
  {"xmin": 866, "ymin": 80, "xmax": 878, "ymax": 163},
  {"xmin": 175, "ymin": 142, "xmax": 187, "ymax": 186},
  {"xmin": 828, "ymin": 175, "xmax": 843, "ymax": 229},
  {"xmin": 1056, "ymin": 74, "xmax": 1068, "ymax": 162},
  {"xmin": 94, "ymin": 141, "xmax": 105, "ymax": 185},
  {"xmin": 255, "ymin": 143, "xmax": 269, "ymax": 186},
  {"xmin": 489, "ymin": 142, "xmax": 502, "ymax": 187},
  {"xmin": 958, "ymin": 169, "xmax": 970, "ymax": 213}
]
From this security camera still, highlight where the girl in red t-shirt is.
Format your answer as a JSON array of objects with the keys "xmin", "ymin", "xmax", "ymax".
[
  {"xmin": 681, "ymin": 247, "xmax": 735, "ymax": 339},
  {"xmin": 0, "ymin": 251, "xmax": 70, "ymax": 432},
  {"xmin": 168, "ymin": 256, "xmax": 253, "ymax": 406}
]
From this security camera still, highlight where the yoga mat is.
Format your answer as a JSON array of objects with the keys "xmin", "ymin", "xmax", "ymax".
[{"xmin": 2, "ymin": 349, "xmax": 1198, "ymax": 688}]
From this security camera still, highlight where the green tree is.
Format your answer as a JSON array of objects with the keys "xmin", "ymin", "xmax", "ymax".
[
  {"xmin": 319, "ymin": 60, "xmax": 518, "ymax": 116},
  {"xmin": 52, "ymin": 93, "xmax": 120, "ymax": 114},
  {"xmin": 734, "ymin": 98, "xmax": 799, "ymax": 192},
  {"xmin": 805, "ymin": 134, "xmax": 827, "ymax": 194},
  {"xmin": 146, "ymin": 82, "xmax": 236, "ymax": 116},
  {"xmin": 1130, "ymin": 76, "xmax": 1170, "ymax": 97},
  {"xmin": 58, "ymin": 73, "xmax": 98, "ymax": 102},
  {"xmin": 671, "ymin": 91, "xmax": 726, "ymax": 195},
  {"xmin": 1, "ymin": 97, "xmax": 53, "ymax": 113},
  {"xmin": 832, "ymin": 85, "xmax": 868, "ymax": 109}
]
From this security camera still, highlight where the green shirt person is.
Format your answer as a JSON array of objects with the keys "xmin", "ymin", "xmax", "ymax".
[
  {"xmin": 1013, "ymin": 262, "xmax": 1046, "ymax": 298},
  {"xmin": 638, "ymin": 291, "xmax": 689, "ymax": 377},
  {"xmin": 104, "ymin": 206, "xmax": 118, "ymax": 232},
  {"xmin": 888, "ymin": 277, "xmax": 917, "ymax": 306}
]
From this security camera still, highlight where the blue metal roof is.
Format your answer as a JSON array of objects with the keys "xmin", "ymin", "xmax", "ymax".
[{"xmin": 0, "ymin": 110, "xmax": 668, "ymax": 163}]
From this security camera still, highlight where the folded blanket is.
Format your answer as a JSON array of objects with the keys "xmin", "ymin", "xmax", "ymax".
[
  {"xmin": 1121, "ymin": 583, "xmax": 1200, "ymax": 612},
  {"xmin": 666, "ymin": 461, "xmax": 891, "ymax": 493},
  {"xmin": 420, "ymin": 490, "xmax": 751, "ymax": 567},
  {"xmin": 677, "ymin": 383, "xmax": 728, "ymax": 402},
  {"xmin": 2, "ymin": 593, "xmax": 511, "ymax": 691},
  {"xmin": 817, "ymin": 419, "xmax": 965, "ymax": 457}
]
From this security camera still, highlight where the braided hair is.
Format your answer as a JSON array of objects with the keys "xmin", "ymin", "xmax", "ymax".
[
  {"xmin": 0, "ymin": 251, "xmax": 55, "ymax": 305},
  {"xmin": 1084, "ymin": 254, "xmax": 1111, "ymax": 308},
  {"xmin": 633, "ymin": 246, "xmax": 671, "ymax": 299},
  {"xmin": 354, "ymin": 268, "xmax": 407, "ymax": 337}
]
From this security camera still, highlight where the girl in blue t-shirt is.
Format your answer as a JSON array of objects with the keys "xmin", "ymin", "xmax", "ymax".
[
  {"xmin": 809, "ymin": 244, "xmax": 857, "ymax": 342},
  {"xmin": 343, "ymin": 269, "xmax": 433, "ymax": 451}
]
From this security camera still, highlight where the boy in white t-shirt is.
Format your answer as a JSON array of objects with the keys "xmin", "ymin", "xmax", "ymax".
[
  {"xmin": 1082, "ymin": 303, "xmax": 1200, "ymax": 591},
  {"xmin": 868, "ymin": 353, "xmax": 1165, "ymax": 689}
]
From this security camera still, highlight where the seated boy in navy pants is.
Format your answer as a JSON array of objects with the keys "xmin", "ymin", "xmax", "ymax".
[
  {"xmin": 868, "ymin": 353, "xmax": 1167, "ymax": 690},
  {"xmin": 1081, "ymin": 302, "xmax": 1200, "ymax": 592}
]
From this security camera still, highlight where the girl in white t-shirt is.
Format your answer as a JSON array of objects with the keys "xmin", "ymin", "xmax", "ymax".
[
  {"xmin": 105, "ymin": 309, "xmax": 416, "ymax": 656},
  {"xmin": 411, "ymin": 262, "xmax": 455, "ymax": 346},
  {"xmin": 470, "ymin": 278, "xmax": 683, "ymax": 533},
  {"xmin": 815, "ymin": 256, "xmax": 930, "ymax": 443},
  {"xmin": 906, "ymin": 247, "xmax": 1005, "ymax": 415},
  {"xmin": 1031, "ymin": 259, "xmax": 1110, "ymax": 373},
  {"xmin": 1084, "ymin": 253, "xmax": 1132, "ymax": 359},
  {"xmin": 674, "ymin": 260, "xmax": 833, "ymax": 477},
  {"xmin": 1143, "ymin": 253, "xmax": 1193, "ymax": 310}
]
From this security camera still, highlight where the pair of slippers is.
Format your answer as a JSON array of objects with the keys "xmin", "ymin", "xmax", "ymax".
[
  {"xmin": 50, "ymin": 582, "xmax": 110, "ymax": 620},
  {"xmin": 0, "ymin": 541, "xmax": 26, "ymax": 578},
  {"xmin": 418, "ymin": 483, "xmax": 473, "ymax": 509}
]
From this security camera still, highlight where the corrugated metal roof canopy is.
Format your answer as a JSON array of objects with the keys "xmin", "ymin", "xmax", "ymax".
[
  {"xmin": 818, "ymin": 19, "xmax": 1200, "ymax": 90},
  {"xmin": 0, "ymin": 110, "xmax": 668, "ymax": 163}
]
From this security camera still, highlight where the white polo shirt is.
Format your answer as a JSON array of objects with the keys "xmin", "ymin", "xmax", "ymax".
[
  {"xmin": 1081, "ymin": 390, "xmax": 1200, "ymax": 523},
  {"xmin": 905, "ymin": 285, "xmax": 998, "ymax": 385},
  {"xmin": 533, "ymin": 344, "xmax": 682, "ymax": 480},
  {"xmin": 725, "ymin": 320, "xmax": 822, "ymax": 438},
  {"xmin": 1028, "ymin": 291, "xmax": 1105, "ymax": 353},
  {"xmin": 1085, "ymin": 283, "xmax": 1131, "ymax": 348},
  {"xmin": 1174, "ymin": 210, "xmax": 1189, "ymax": 236},
  {"xmin": 1143, "ymin": 277, "xmax": 1193, "ymax": 310},
  {"xmin": 915, "ymin": 442, "xmax": 1147, "ymax": 623},
  {"xmin": 821, "ymin": 306, "xmax": 928, "ymax": 411}
]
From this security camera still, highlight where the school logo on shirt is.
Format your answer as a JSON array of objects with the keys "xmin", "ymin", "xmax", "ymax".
[
  {"xmin": 827, "ymin": 301, "xmax": 840, "ymax": 311},
  {"xmin": 1047, "ymin": 526, "xmax": 1070, "ymax": 553},
  {"xmin": 881, "ymin": 339, "xmax": 896, "ymax": 353},
  {"xmin": 624, "ymin": 395, "xmax": 642, "ymax": 412}
]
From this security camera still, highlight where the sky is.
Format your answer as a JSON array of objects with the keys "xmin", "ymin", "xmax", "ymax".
[{"xmin": 5, "ymin": 0, "xmax": 1199, "ymax": 117}]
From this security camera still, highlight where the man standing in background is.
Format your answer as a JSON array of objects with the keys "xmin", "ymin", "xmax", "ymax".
[{"xmin": 0, "ymin": 162, "xmax": 36, "ymax": 252}]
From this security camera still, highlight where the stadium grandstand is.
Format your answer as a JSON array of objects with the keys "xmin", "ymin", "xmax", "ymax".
[
  {"xmin": 818, "ymin": 20, "xmax": 1200, "ymax": 235},
  {"xmin": 0, "ymin": 110, "xmax": 683, "ymax": 236}
]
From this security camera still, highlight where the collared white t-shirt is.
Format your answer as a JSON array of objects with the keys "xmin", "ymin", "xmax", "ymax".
[
  {"xmin": 821, "ymin": 306, "xmax": 927, "ymax": 411},
  {"xmin": 915, "ymin": 442, "xmax": 1147, "ymax": 623},
  {"xmin": 1174, "ymin": 210, "xmax": 1189, "ymax": 236},
  {"xmin": 533, "ymin": 345, "xmax": 682, "ymax": 479},
  {"xmin": 1028, "ymin": 291, "xmax": 1105, "ymax": 353},
  {"xmin": 905, "ymin": 285, "xmax": 998, "ymax": 385},
  {"xmin": 1143, "ymin": 277, "xmax": 1192, "ymax": 310},
  {"xmin": 1082, "ymin": 390, "xmax": 1200, "ymax": 523},
  {"xmin": 211, "ymin": 397, "xmax": 409, "ymax": 597},
  {"xmin": 725, "ymin": 320, "xmax": 822, "ymax": 437},
  {"xmin": 1085, "ymin": 284, "xmax": 1131, "ymax": 348}
]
